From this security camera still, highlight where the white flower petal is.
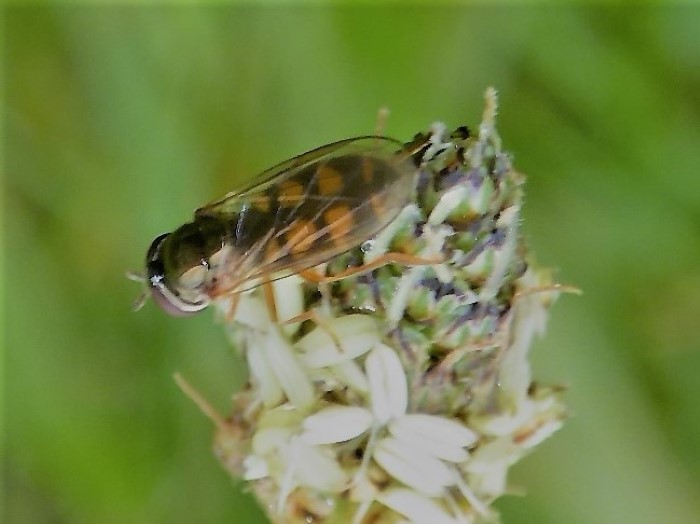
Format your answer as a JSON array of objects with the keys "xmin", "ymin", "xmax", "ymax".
[
  {"xmin": 247, "ymin": 332, "xmax": 284, "ymax": 407},
  {"xmin": 422, "ymin": 224, "xmax": 454, "ymax": 284},
  {"xmin": 366, "ymin": 344, "xmax": 408, "ymax": 423},
  {"xmin": 377, "ymin": 487, "xmax": 458, "ymax": 524},
  {"xmin": 468, "ymin": 465, "xmax": 508, "ymax": 500},
  {"xmin": 470, "ymin": 399, "xmax": 535, "ymax": 437},
  {"xmin": 300, "ymin": 406, "xmax": 373, "ymax": 445},
  {"xmin": 364, "ymin": 204, "xmax": 421, "ymax": 263},
  {"xmin": 454, "ymin": 473, "xmax": 490, "ymax": 517},
  {"xmin": 297, "ymin": 315, "xmax": 379, "ymax": 368},
  {"xmin": 389, "ymin": 430, "xmax": 469, "ymax": 464},
  {"xmin": 262, "ymin": 326, "xmax": 314, "ymax": 410},
  {"xmin": 467, "ymin": 176, "xmax": 494, "ymax": 216},
  {"xmin": 429, "ymin": 185, "xmax": 469, "ymax": 225},
  {"xmin": 229, "ymin": 294, "xmax": 269, "ymax": 329},
  {"xmin": 330, "ymin": 360, "xmax": 369, "ymax": 393},
  {"xmin": 390, "ymin": 414, "xmax": 478, "ymax": 462},
  {"xmin": 463, "ymin": 437, "xmax": 518, "ymax": 475},
  {"xmin": 349, "ymin": 473, "xmax": 380, "ymax": 503},
  {"xmin": 252, "ymin": 427, "xmax": 294, "ymax": 456},
  {"xmin": 495, "ymin": 314, "xmax": 534, "ymax": 409},
  {"xmin": 242, "ymin": 455, "xmax": 269, "ymax": 480},
  {"xmin": 272, "ymin": 275, "xmax": 305, "ymax": 337},
  {"xmin": 463, "ymin": 438, "xmax": 513, "ymax": 499},
  {"xmin": 374, "ymin": 437, "xmax": 454, "ymax": 496},
  {"xmin": 515, "ymin": 419, "xmax": 564, "ymax": 449},
  {"xmin": 388, "ymin": 266, "xmax": 427, "ymax": 328},
  {"xmin": 257, "ymin": 403, "xmax": 303, "ymax": 429},
  {"xmin": 288, "ymin": 439, "xmax": 348, "ymax": 493}
]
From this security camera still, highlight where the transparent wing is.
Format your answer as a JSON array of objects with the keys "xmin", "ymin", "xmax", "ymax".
[
  {"xmin": 196, "ymin": 137, "xmax": 401, "ymax": 219},
  {"xmin": 202, "ymin": 137, "xmax": 419, "ymax": 298}
]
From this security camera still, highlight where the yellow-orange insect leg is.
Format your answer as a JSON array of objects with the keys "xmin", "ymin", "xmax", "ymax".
[
  {"xmin": 261, "ymin": 279, "xmax": 279, "ymax": 323},
  {"xmin": 297, "ymin": 267, "xmax": 327, "ymax": 284},
  {"xmin": 319, "ymin": 252, "xmax": 443, "ymax": 283},
  {"xmin": 225, "ymin": 291, "xmax": 242, "ymax": 322}
]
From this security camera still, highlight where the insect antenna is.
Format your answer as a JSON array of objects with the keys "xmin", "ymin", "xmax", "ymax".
[
  {"xmin": 131, "ymin": 290, "xmax": 150, "ymax": 312},
  {"xmin": 126, "ymin": 270, "xmax": 151, "ymax": 311},
  {"xmin": 126, "ymin": 270, "xmax": 146, "ymax": 283}
]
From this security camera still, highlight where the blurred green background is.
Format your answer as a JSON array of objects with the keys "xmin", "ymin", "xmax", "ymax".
[{"xmin": 6, "ymin": 5, "xmax": 700, "ymax": 523}]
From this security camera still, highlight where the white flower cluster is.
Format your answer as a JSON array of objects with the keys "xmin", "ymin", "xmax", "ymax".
[
  {"xmin": 229, "ymin": 287, "xmax": 482, "ymax": 522},
  {"xmin": 216, "ymin": 264, "xmax": 563, "ymax": 523},
  {"xmin": 205, "ymin": 90, "xmax": 567, "ymax": 523}
]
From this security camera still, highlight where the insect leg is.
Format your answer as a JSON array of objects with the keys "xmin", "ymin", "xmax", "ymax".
[
  {"xmin": 319, "ymin": 252, "xmax": 444, "ymax": 283},
  {"xmin": 280, "ymin": 309, "xmax": 317, "ymax": 325},
  {"xmin": 296, "ymin": 267, "xmax": 327, "ymax": 284},
  {"xmin": 225, "ymin": 291, "xmax": 242, "ymax": 322},
  {"xmin": 262, "ymin": 279, "xmax": 279, "ymax": 322}
]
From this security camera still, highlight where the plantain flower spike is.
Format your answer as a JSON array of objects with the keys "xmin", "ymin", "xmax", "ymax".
[{"xmin": 185, "ymin": 88, "xmax": 568, "ymax": 524}]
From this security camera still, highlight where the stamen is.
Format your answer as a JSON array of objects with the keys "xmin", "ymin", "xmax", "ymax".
[{"xmin": 173, "ymin": 372, "xmax": 229, "ymax": 431}]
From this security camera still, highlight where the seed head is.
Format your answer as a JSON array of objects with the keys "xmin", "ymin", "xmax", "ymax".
[{"xmin": 196, "ymin": 88, "xmax": 567, "ymax": 523}]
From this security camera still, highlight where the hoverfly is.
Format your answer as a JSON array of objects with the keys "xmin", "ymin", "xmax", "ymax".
[{"xmin": 139, "ymin": 135, "xmax": 435, "ymax": 317}]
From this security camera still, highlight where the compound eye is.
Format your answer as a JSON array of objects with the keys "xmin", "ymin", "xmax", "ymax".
[
  {"xmin": 147, "ymin": 233, "xmax": 170, "ymax": 263},
  {"xmin": 144, "ymin": 231, "xmax": 210, "ymax": 316}
]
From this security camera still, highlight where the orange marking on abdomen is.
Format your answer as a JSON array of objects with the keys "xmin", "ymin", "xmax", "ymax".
[
  {"xmin": 286, "ymin": 219, "xmax": 318, "ymax": 255},
  {"xmin": 362, "ymin": 157, "xmax": 375, "ymax": 184},
  {"xmin": 324, "ymin": 204, "xmax": 354, "ymax": 242},
  {"xmin": 279, "ymin": 180, "xmax": 304, "ymax": 207},
  {"xmin": 370, "ymin": 193, "xmax": 385, "ymax": 215},
  {"xmin": 252, "ymin": 196, "xmax": 271, "ymax": 213},
  {"xmin": 317, "ymin": 164, "xmax": 344, "ymax": 195}
]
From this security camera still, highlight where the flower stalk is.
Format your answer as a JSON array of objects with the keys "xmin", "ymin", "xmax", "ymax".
[{"xmin": 185, "ymin": 88, "xmax": 567, "ymax": 523}]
